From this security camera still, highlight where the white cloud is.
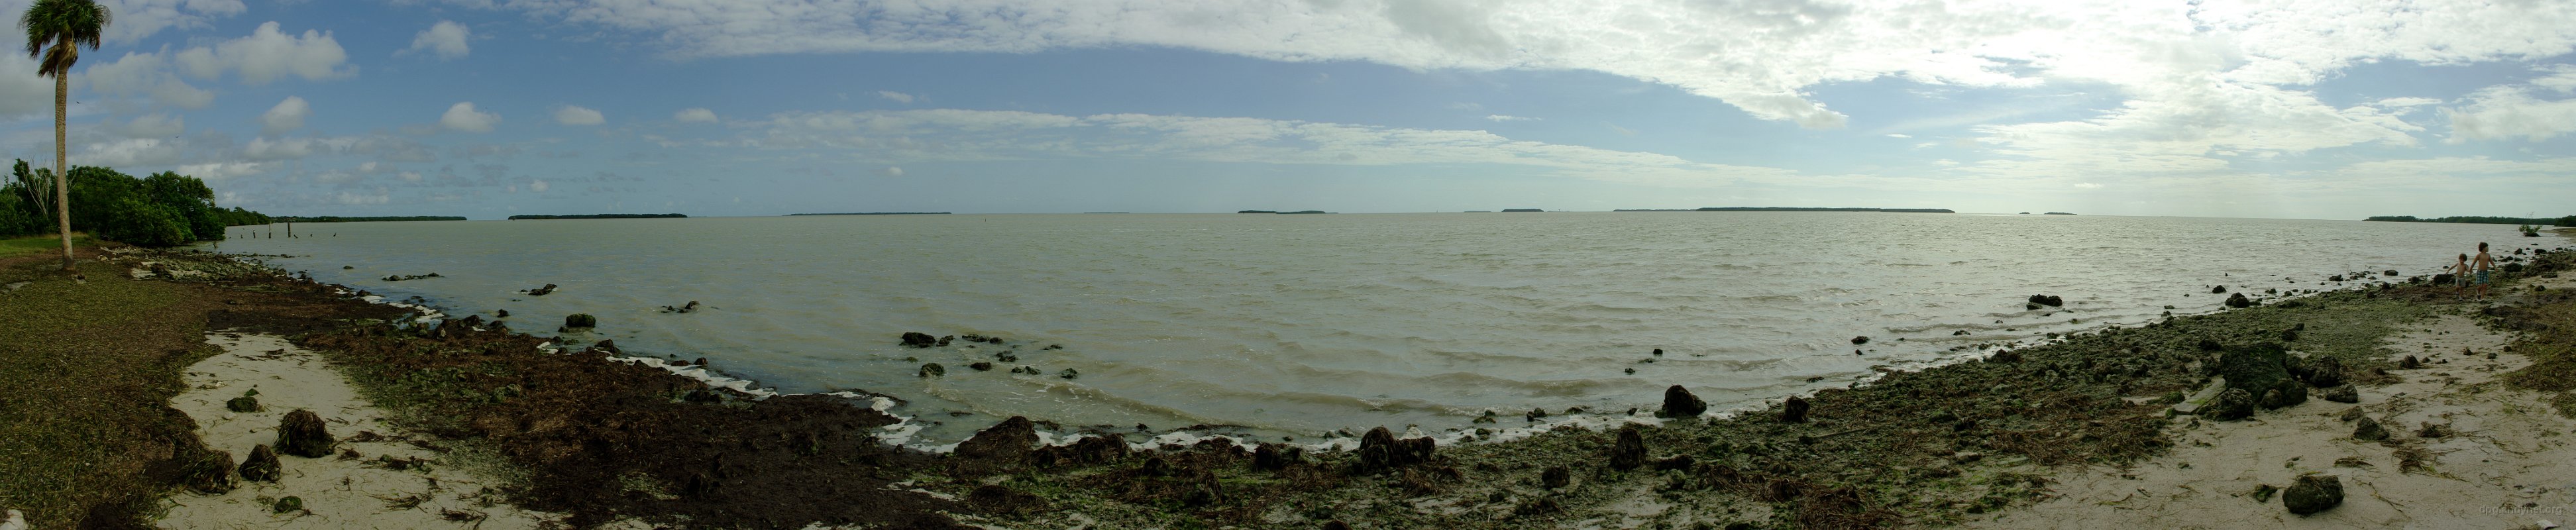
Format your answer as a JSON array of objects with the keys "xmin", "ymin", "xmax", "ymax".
[
  {"xmin": 2444, "ymin": 66, "xmax": 2576, "ymax": 143},
  {"xmin": 529, "ymin": 179, "xmax": 549, "ymax": 192},
  {"xmin": 404, "ymin": 21, "xmax": 472, "ymax": 60},
  {"xmin": 2073, "ymin": 182, "xmax": 2103, "ymax": 189},
  {"xmin": 877, "ymin": 91, "xmax": 915, "ymax": 103},
  {"xmin": 553, "ymin": 105, "xmax": 605, "ymax": 126},
  {"xmin": 260, "ymin": 96, "xmax": 310, "ymax": 135},
  {"xmin": 119, "ymin": 113, "xmax": 185, "ymax": 138},
  {"xmin": 731, "ymin": 108, "xmax": 1798, "ymax": 187},
  {"xmin": 883, "ymin": 166, "xmax": 904, "ymax": 176},
  {"xmin": 399, "ymin": 170, "xmax": 423, "ymax": 182},
  {"xmin": 1483, "ymin": 115, "xmax": 1535, "ymax": 122},
  {"xmin": 74, "ymin": 52, "xmax": 215, "ymax": 111},
  {"xmin": 174, "ymin": 160, "xmax": 274, "ymax": 180},
  {"xmin": 1884, "ymin": 133, "xmax": 1911, "ymax": 138},
  {"xmin": 441, "ymin": 102, "xmax": 501, "ymax": 132},
  {"xmin": 674, "ymin": 107, "xmax": 719, "ymax": 123},
  {"xmin": 174, "ymin": 21, "xmax": 351, "ymax": 85}
]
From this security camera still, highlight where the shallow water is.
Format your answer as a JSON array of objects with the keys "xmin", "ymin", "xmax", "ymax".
[{"xmin": 207, "ymin": 213, "xmax": 2532, "ymax": 443}]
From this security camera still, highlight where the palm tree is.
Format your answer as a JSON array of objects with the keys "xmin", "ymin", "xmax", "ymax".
[{"xmin": 21, "ymin": 0, "xmax": 108, "ymax": 272}]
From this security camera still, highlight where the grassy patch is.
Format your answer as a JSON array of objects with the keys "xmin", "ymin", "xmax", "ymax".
[
  {"xmin": 0, "ymin": 256, "xmax": 219, "ymax": 529},
  {"xmin": 2502, "ymin": 250, "xmax": 2576, "ymax": 417},
  {"xmin": 0, "ymin": 233, "xmax": 87, "ymax": 258}
]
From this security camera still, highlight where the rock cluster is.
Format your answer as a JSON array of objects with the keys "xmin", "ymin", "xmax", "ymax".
[
  {"xmin": 522, "ymin": 284, "xmax": 558, "ymax": 296},
  {"xmin": 1354, "ymin": 427, "xmax": 1436, "ymax": 474},
  {"xmin": 381, "ymin": 272, "xmax": 442, "ymax": 282},
  {"xmin": 2027, "ymin": 294, "xmax": 2063, "ymax": 308},
  {"xmin": 2283, "ymin": 474, "xmax": 2343, "ymax": 515},
  {"xmin": 239, "ymin": 444, "xmax": 282, "ymax": 482}
]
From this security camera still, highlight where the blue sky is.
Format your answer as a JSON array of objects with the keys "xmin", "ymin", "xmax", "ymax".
[{"xmin": 3, "ymin": 0, "xmax": 2574, "ymax": 219}]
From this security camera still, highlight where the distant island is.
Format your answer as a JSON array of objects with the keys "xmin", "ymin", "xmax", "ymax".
[
  {"xmin": 508, "ymin": 213, "xmax": 688, "ymax": 220},
  {"xmin": 1613, "ymin": 207, "xmax": 1955, "ymax": 213},
  {"xmin": 278, "ymin": 215, "xmax": 466, "ymax": 223},
  {"xmin": 788, "ymin": 212, "xmax": 952, "ymax": 216},
  {"xmin": 1502, "ymin": 208, "xmax": 1545, "ymax": 213},
  {"xmin": 2367, "ymin": 215, "xmax": 2575, "ymax": 227},
  {"xmin": 1276, "ymin": 210, "xmax": 1329, "ymax": 215},
  {"xmin": 1237, "ymin": 210, "xmax": 1275, "ymax": 213},
  {"xmin": 2045, "ymin": 212, "xmax": 2078, "ymax": 215}
]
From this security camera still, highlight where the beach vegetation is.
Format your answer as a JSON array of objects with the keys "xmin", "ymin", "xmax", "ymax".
[{"xmin": 0, "ymin": 161, "xmax": 269, "ymax": 246}]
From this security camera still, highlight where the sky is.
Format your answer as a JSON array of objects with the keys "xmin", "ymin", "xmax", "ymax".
[{"xmin": 2, "ymin": 0, "xmax": 2574, "ymax": 219}]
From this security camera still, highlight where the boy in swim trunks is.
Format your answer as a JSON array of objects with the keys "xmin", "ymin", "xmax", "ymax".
[
  {"xmin": 2449, "ymin": 253, "xmax": 2471, "ymax": 298},
  {"xmin": 2473, "ymin": 242, "xmax": 2496, "ymax": 300}
]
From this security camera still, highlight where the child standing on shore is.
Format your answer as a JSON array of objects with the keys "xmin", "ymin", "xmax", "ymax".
[
  {"xmin": 2450, "ymin": 253, "xmax": 2471, "ymax": 299},
  {"xmin": 2474, "ymin": 242, "xmax": 2496, "ymax": 300}
]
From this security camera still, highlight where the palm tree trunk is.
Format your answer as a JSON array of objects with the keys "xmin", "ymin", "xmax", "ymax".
[{"xmin": 52, "ymin": 70, "xmax": 72, "ymax": 272}]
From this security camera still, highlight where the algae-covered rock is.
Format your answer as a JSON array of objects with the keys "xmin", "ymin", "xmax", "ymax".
[
  {"xmin": 178, "ymin": 444, "xmax": 236, "ymax": 494},
  {"xmin": 1608, "ymin": 425, "xmax": 1646, "ymax": 470},
  {"xmin": 563, "ymin": 313, "xmax": 597, "ymax": 329},
  {"xmin": 1541, "ymin": 465, "xmax": 1570, "ymax": 489},
  {"xmin": 2220, "ymin": 343, "xmax": 2305, "ymax": 410},
  {"xmin": 2304, "ymin": 356, "xmax": 2346, "ymax": 388},
  {"xmin": 969, "ymin": 362, "xmax": 994, "ymax": 372},
  {"xmin": 2283, "ymin": 474, "xmax": 2343, "ymax": 515},
  {"xmin": 900, "ymin": 332, "xmax": 937, "ymax": 347},
  {"xmin": 918, "ymin": 363, "xmax": 945, "ymax": 378},
  {"xmin": 953, "ymin": 416, "xmax": 1037, "ymax": 469},
  {"xmin": 1659, "ymin": 385, "xmax": 1707, "ymax": 418},
  {"xmin": 239, "ymin": 444, "xmax": 280, "ymax": 482},
  {"xmin": 2352, "ymin": 417, "xmax": 2388, "ymax": 441},
  {"xmin": 2226, "ymin": 292, "xmax": 2254, "ymax": 308},
  {"xmin": 276, "ymin": 409, "xmax": 335, "ymax": 457},
  {"xmin": 1355, "ymin": 427, "xmax": 1435, "ymax": 474},
  {"xmin": 2207, "ymin": 388, "xmax": 2255, "ymax": 421},
  {"xmin": 1252, "ymin": 443, "xmax": 1302, "ymax": 471},
  {"xmin": 1782, "ymin": 396, "xmax": 1811, "ymax": 423},
  {"xmin": 226, "ymin": 395, "xmax": 259, "ymax": 413},
  {"xmin": 2318, "ymin": 384, "xmax": 2359, "ymax": 403}
]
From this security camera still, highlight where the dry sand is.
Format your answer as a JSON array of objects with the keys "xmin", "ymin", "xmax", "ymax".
[
  {"xmin": 157, "ymin": 333, "xmax": 574, "ymax": 530},
  {"xmin": 1968, "ymin": 292, "xmax": 2576, "ymax": 529}
]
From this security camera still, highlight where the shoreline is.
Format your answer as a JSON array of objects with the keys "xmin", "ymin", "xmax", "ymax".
[{"xmin": 3, "ymin": 238, "xmax": 2571, "ymax": 529}]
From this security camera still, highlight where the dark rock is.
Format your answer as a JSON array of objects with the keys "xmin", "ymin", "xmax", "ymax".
[
  {"xmin": 2433, "ymin": 273, "xmax": 2455, "ymax": 285},
  {"xmin": 2212, "ymin": 286, "xmax": 2227, "ymax": 294},
  {"xmin": 2304, "ymin": 356, "xmax": 2345, "ymax": 388},
  {"xmin": 2283, "ymin": 474, "xmax": 2343, "ymax": 515},
  {"xmin": 1851, "ymin": 336, "xmax": 1870, "ymax": 345},
  {"xmin": 2226, "ymin": 293, "xmax": 2253, "ymax": 309},
  {"xmin": 2207, "ymin": 388, "xmax": 2255, "ymax": 421},
  {"xmin": 1040, "ymin": 434, "xmax": 1129, "ymax": 466},
  {"xmin": 226, "ymin": 395, "xmax": 260, "ymax": 413},
  {"xmin": 2280, "ymin": 329, "xmax": 2300, "ymax": 341},
  {"xmin": 2328, "ymin": 275, "xmax": 2344, "ymax": 282},
  {"xmin": 1659, "ymin": 385, "xmax": 1707, "ymax": 418},
  {"xmin": 494, "ymin": 309, "xmax": 509, "ymax": 318},
  {"xmin": 276, "ymin": 409, "xmax": 335, "ymax": 457},
  {"xmin": 1354, "ymin": 427, "xmax": 1436, "ymax": 474},
  {"xmin": 592, "ymin": 339, "xmax": 621, "ymax": 355},
  {"xmin": 1541, "ymin": 465, "xmax": 1571, "ymax": 488},
  {"xmin": 2028, "ymin": 294, "xmax": 2063, "ymax": 307},
  {"xmin": 525, "ymin": 284, "xmax": 557, "ymax": 296},
  {"xmin": 2417, "ymin": 423, "xmax": 2447, "ymax": 439},
  {"xmin": 1989, "ymin": 349, "xmax": 2021, "ymax": 363},
  {"xmin": 969, "ymin": 362, "xmax": 994, "ymax": 371},
  {"xmin": 953, "ymin": 416, "xmax": 1038, "ymax": 470},
  {"xmin": 694, "ymin": 357, "xmax": 708, "ymax": 366},
  {"xmin": 2318, "ymin": 385, "xmax": 2359, "ymax": 403},
  {"xmin": 938, "ymin": 335, "xmax": 954, "ymax": 346},
  {"xmin": 2398, "ymin": 355, "xmax": 2422, "ymax": 369},
  {"xmin": 919, "ymin": 363, "xmax": 946, "ymax": 378},
  {"xmin": 1058, "ymin": 368, "xmax": 1079, "ymax": 379},
  {"xmin": 563, "ymin": 313, "xmax": 597, "ymax": 329},
  {"xmin": 272, "ymin": 496, "xmax": 303, "ymax": 513},
  {"xmin": 2384, "ymin": 270, "xmax": 2398, "ymax": 276},
  {"xmin": 2220, "ymin": 343, "xmax": 2306, "ymax": 411},
  {"xmin": 1608, "ymin": 425, "xmax": 1646, "ymax": 470},
  {"xmin": 1252, "ymin": 443, "xmax": 1303, "ymax": 471},
  {"xmin": 2352, "ymin": 417, "xmax": 2388, "ymax": 441},
  {"xmin": 1782, "ymin": 396, "xmax": 1811, "ymax": 423},
  {"xmin": 2198, "ymin": 339, "xmax": 2224, "ymax": 351},
  {"xmin": 239, "ymin": 444, "xmax": 281, "ymax": 482},
  {"xmin": 900, "ymin": 332, "xmax": 938, "ymax": 348},
  {"xmin": 2258, "ymin": 388, "xmax": 2289, "ymax": 409}
]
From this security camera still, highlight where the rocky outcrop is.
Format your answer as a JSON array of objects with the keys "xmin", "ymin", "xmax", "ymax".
[
  {"xmin": 276, "ymin": 409, "xmax": 335, "ymax": 457},
  {"xmin": 226, "ymin": 394, "xmax": 260, "ymax": 413},
  {"xmin": 1252, "ymin": 443, "xmax": 1303, "ymax": 471},
  {"xmin": 953, "ymin": 417, "xmax": 1038, "ymax": 470},
  {"xmin": 918, "ymin": 363, "xmax": 945, "ymax": 378},
  {"xmin": 900, "ymin": 332, "xmax": 938, "ymax": 348},
  {"xmin": 1607, "ymin": 426, "xmax": 1646, "ymax": 470},
  {"xmin": 2220, "ymin": 343, "xmax": 2305, "ymax": 411},
  {"xmin": 2027, "ymin": 294, "xmax": 2063, "ymax": 307},
  {"xmin": 563, "ymin": 313, "xmax": 598, "ymax": 329},
  {"xmin": 1354, "ymin": 427, "xmax": 1436, "ymax": 474},
  {"xmin": 2212, "ymin": 286, "xmax": 2227, "ymax": 294},
  {"xmin": 523, "ymin": 284, "xmax": 558, "ymax": 296},
  {"xmin": 1851, "ymin": 336, "xmax": 1870, "ymax": 345},
  {"xmin": 2283, "ymin": 474, "xmax": 2343, "ymax": 515},
  {"xmin": 2300, "ymin": 356, "xmax": 2345, "ymax": 388},
  {"xmin": 2318, "ymin": 384, "xmax": 2359, "ymax": 403},
  {"xmin": 1659, "ymin": 385, "xmax": 1707, "ymax": 418}
]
